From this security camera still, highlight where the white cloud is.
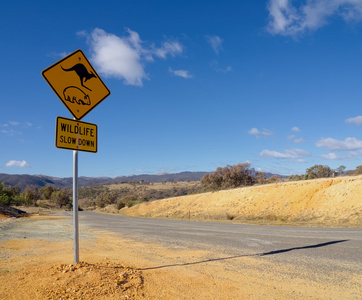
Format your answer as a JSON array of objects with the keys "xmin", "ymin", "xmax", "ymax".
[
  {"xmin": 5, "ymin": 160, "xmax": 30, "ymax": 168},
  {"xmin": 267, "ymin": 0, "xmax": 362, "ymax": 36},
  {"xmin": 294, "ymin": 138, "xmax": 306, "ymax": 144},
  {"xmin": 169, "ymin": 68, "xmax": 193, "ymax": 79},
  {"xmin": 158, "ymin": 167, "xmax": 179, "ymax": 173},
  {"xmin": 248, "ymin": 128, "xmax": 273, "ymax": 138},
  {"xmin": 291, "ymin": 126, "xmax": 301, "ymax": 132},
  {"xmin": 206, "ymin": 35, "xmax": 223, "ymax": 54},
  {"xmin": 321, "ymin": 153, "xmax": 340, "ymax": 160},
  {"xmin": 82, "ymin": 28, "xmax": 183, "ymax": 86},
  {"xmin": 259, "ymin": 148, "xmax": 310, "ymax": 159},
  {"xmin": 1, "ymin": 129, "xmax": 16, "ymax": 136},
  {"xmin": 248, "ymin": 128, "xmax": 260, "ymax": 135},
  {"xmin": 1, "ymin": 121, "xmax": 32, "ymax": 128},
  {"xmin": 1, "ymin": 122, "xmax": 20, "ymax": 136},
  {"xmin": 85, "ymin": 28, "xmax": 147, "ymax": 86},
  {"xmin": 287, "ymin": 135, "xmax": 306, "ymax": 144},
  {"xmin": 47, "ymin": 51, "xmax": 70, "ymax": 59},
  {"xmin": 1, "ymin": 121, "xmax": 37, "ymax": 136},
  {"xmin": 210, "ymin": 60, "xmax": 232, "ymax": 73},
  {"xmin": 346, "ymin": 149, "xmax": 362, "ymax": 159},
  {"xmin": 220, "ymin": 65, "xmax": 232, "ymax": 73},
  {"xmin": 316, "ymin": 137, "xmax": 362, "ymax": 151},
  {"xmin": 345, "ymin": 116, "xmax": 362, "ymax": 126},
  {"xmin": 154, "ymin": 41, "xmax": 183, "ymax": 59}
]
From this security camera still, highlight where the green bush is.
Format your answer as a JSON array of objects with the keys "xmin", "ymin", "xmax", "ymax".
[
  {"xmin": 116, "ymin": 201, "xmax": 126, "ymax": 210},
  {"xmin": 0, "ymin": 182, "xmax": 24, "ymax": 206}
]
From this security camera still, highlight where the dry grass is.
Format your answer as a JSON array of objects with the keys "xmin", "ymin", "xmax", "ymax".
[
  {"xmin": 107, "ymin": 181, "xmax": 200, "ymax": 191},
  {"xmin": 118, "ymin": 175, "xmax": 362, "ymax": 227}
]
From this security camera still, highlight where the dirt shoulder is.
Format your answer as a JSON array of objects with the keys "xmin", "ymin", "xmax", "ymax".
[{"xmin": 1, "ymin": 214, "xmax": 361, "ymax": 299}]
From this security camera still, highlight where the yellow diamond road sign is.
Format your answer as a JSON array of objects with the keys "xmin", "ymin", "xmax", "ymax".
[
  {"xmin": 56, "ymin": 117, "xmax": 97, "ymax": 153},
  {"xmin": 42, "ymin": 49, "xmax": 110, "ymax": 120}
]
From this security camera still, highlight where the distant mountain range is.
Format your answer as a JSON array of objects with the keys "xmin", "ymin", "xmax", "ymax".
[
  {"xmin": 0, "ymin": 171, "xmax": 286, "ymax": 191},
  {"xmin": 0, "ymin": 172, "xmax": 208, "ymax": 191}
]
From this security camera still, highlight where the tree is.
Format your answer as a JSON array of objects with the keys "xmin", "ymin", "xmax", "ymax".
[
  {"xmin": 335, "ymin": 165, "xmax": 346, "ymax": 176},
  {"xmin": 21, "ymin": 185, "xmax": 39, "ymax": 206},
  {"xmin": 39, "ymin": 185, "xmax": 54, "ymax": 199},
  {"xmin": 306, "ymin": 165, "xmax": 333, "ymax": 179},
  {"xmin": 254, "ymin": 172, "xmax": 267, "ymax": 185},
  {"xmin": 0, "ymin": 182, "xmax": 12, "ymax": 205},
  {"xmin": 201, "ymin": 163, "xmax": 254, "ymax": 190},
  {"xmin": 268, "ymin": 175, "xmax": 280, "ymax": 183},
  {"xmin": 51, "ymin": 189, "xmax": 71, "ymax": 208},
  {"xmin": 201, "ymin": 172, "xmax": 222, "ymax": 190},
  {"xmin": 289, "ymin": 174, "xmax": 307, "ymax": 181},
  {"xmin": 0, "ymin": 183, "xmax": 24, "ymax": 206},
  {"xmin": 355, "ymin": 165, "xmax": 362, "ymax": 175},
  {"xmin": 224, "ymin": 163, "xmax": 254, "ymax": 188}
]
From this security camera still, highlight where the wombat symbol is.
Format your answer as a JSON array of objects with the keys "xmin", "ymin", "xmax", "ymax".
[{"xmin": 63, "ymin": 86, "xmax": 91, "ymax": 106}]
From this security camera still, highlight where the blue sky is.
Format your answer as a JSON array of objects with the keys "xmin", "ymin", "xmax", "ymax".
[{"xmin": 1, "ymin": 0, "xmax": 362, "ymax": 178}]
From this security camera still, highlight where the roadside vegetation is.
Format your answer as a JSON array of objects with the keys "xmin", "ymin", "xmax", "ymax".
[
  {"xmin": 78, "ymin": 180, "xmax": 202, "ymax": 210},
  {"xmin": 0, "ymin": 183, "xmax": 72, "ymax": 209},
  {"xmin": 200, "ymin": 163, "xmax": 360, "ymax": 191},
  {"xmin": 1, "ymin": 163, "xmax": 362, "ymax": 213}
]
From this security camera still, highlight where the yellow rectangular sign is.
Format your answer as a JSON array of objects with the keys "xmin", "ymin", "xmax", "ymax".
[{"xmin": 56, "ymin": 117, "xmax": 97, "ymax": 153}]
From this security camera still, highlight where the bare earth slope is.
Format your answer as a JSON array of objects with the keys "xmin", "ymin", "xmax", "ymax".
[{"xmin": 120, "ymin": 175, "xmax": 362, "ymax": 226}]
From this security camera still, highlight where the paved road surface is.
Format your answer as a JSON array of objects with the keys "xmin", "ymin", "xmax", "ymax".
[{"xmin": 72, "ymin": 212, "xmax": 361, "ymax": 270}]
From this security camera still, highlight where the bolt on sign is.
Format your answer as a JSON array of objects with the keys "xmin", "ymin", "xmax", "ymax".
[
  {"xmin": 42, "ymin": 49, "xmax": 110, "ymax": 120},
  {"xmin": 56, "ymin": 117, "xmax": 97, "ymax": 153}
]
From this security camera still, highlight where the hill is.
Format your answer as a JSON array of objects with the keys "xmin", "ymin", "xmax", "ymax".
[
  {"xmin": 0, "ymin": 172, "xmax": 209, "ymax": 191},
  {"xmin": 119, "ymin": 175, "xmax": 362, "ymax": 226},
  {"xmin": 113, "ymin": 171, "xmax": 208, "ymax": 183},
  {"xmin": 0, "ymin": 173, "xmax": 111, "ymax": 191},
  {"xmin": 0, "ymin": 170, "xmax": 287, "ymax": 192}
]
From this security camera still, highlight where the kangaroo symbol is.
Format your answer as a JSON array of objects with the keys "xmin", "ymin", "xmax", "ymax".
[{"xmin": 61, "ymin": 63, "xmax": 96, "ymax": 91}]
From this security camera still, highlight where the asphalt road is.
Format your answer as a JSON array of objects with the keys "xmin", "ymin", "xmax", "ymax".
[{"xmin": 73, "ymin": 211, "xmax": 362, "ymax": 270}]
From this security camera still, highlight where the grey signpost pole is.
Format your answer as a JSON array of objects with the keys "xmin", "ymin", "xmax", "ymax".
[{"xmin": 73, "ymin": 147, "xmax": 79, "ymax": 263}]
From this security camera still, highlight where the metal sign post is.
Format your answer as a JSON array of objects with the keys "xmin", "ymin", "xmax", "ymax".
[{"xmin": 73, "ymin": 146, "xmax": 79, "ymax": 263}]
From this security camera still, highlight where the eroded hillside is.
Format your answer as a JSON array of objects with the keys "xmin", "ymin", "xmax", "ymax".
[{"xmin": 119, "ymin": 175, "xmax": 362, "ymax": 226}]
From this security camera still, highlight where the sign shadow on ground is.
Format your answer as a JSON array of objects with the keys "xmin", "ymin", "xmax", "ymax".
[{"xmin": 138, "ymin": 240, "xmax": 349, "ymax": 271}]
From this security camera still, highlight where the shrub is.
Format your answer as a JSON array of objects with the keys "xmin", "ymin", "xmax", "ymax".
[
  {"xmin": 355, "ymin": 165, "xmax": 362, "ymax": 175},
  {"xmin": 201, "ymin": 163, "xmax": 254, "ymax": 191},
  {"xmin": 116, "ymin": 201, "xmax": 126, "ymax": 210},
  {"xmin": 51, "ymin": 189, "xmax": 71, "ymax": 208},
  {"xmin": 0, "ymin": 182, "xmax": 24, "ymax": 206},
  {"xmin": 306, "ymin": 165, "xmax": 333, "ymax": 179}
]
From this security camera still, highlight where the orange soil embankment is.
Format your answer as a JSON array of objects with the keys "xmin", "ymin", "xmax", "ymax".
[{"xmin": 120, "ymin": 176, "xmax": 362, "ymax": 225}]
